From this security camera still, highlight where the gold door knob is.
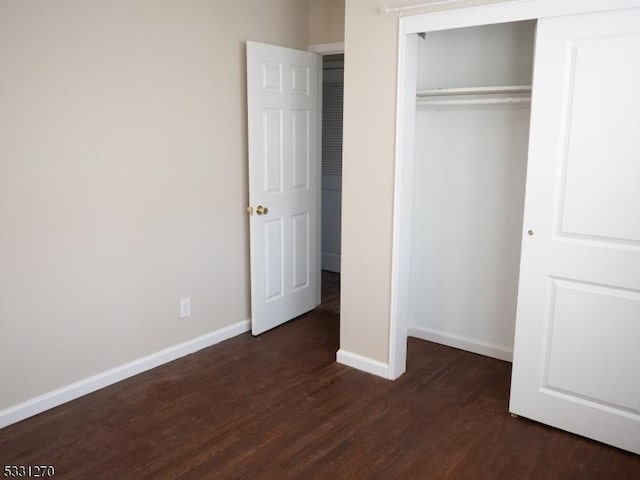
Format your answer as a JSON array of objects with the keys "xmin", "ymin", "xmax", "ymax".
[{"xmin": 256, "ymin": 205, "xmax": 269, "ymax": 215}]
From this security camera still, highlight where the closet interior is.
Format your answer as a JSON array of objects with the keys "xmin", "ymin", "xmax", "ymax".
[{"xmin": 406, "ymin": 20, "xmax": 537, "ymax": 362}]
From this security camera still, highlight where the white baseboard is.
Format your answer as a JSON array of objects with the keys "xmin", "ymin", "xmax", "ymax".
[
  {"xmin": 336, "ymin": 349, "xmax": 391, "ymax": 379},
  {"xmin": 321, "ymin": 252, "xmax": 341, "ymax": 273},
  {"xmin": 407, "ymin": 325, "xmax": 513, "ymax": 362},
  {"xmin": 0, "ymin": 319, "xmax": 251, "ymax": 429}
]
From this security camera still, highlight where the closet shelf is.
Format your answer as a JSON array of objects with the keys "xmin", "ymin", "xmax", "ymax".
[
  {"xmin": 416, "ymin": 85, "xmax": 532, "ymax": 97},
  {"xmin": 416, "ymin": 85, "xmax": 532, "ymax": 108},
  {"xmin": 417, "ymin": 96, "xmax": 531, "ymax": 107}
]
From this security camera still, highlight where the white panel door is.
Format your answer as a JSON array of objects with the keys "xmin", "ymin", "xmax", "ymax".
[
  {"xmin": 246, "ymin": 42, "xmax": 320, "ymax": 336},
  {"xmin": 510, "ymin": 9, "xmax": 640, "ymax": 454}
]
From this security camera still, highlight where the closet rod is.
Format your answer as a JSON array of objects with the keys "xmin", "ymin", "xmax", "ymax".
[
  {"xmin": 417, "ymin": 97, "xmax": 531, "ymax": 106},
  {"xmin": 382, "ymin": 0, "xmax": 466, "ymax": 15}
]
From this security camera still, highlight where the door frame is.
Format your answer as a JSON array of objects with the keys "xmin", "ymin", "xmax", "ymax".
[
  {"xmin": 308, "ymin": 42, "xmax": 345, "ymax": 55},
  {"xmin": 389, "ymin": 0, "xmax": 640, "ymax": 378}
]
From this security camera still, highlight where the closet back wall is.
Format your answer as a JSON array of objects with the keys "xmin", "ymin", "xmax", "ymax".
[{"xmin": 407, "ymin": 22, "xmax": 536, "ymax": 361}]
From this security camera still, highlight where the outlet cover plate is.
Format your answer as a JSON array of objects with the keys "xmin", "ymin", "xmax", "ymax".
[{"xmin": 180, "ymin": 298, "xmax": 191, "ymax": 318}]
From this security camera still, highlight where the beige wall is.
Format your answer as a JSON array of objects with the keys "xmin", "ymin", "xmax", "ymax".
[
  {"xmin": 340, "ymin": 1, "xmax": 399, "ymax": 363},
  {"xmin": 340, "ymin": 0, "xmax": 507, "ymax": 364},
  {"xmin": 0, "ymin": 0, "xmax": 308, "ymax": 411},
  {"xmin": 309, "ymin": 0, "xmax": 345, "ymax": 44}
]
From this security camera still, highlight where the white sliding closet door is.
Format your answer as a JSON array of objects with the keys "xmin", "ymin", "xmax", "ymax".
[{"xmin": 510, "ymin": 9, "xmax": 640, "ymax": 454}]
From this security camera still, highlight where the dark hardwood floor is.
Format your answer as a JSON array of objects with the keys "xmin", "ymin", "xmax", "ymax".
[
  {"xmin": 1, "ymin": 278, "xmax": 638, "ymax": 478},
  {"xmin": 318, "ymin": 270, "xmax": 340, "ymax": 315}
]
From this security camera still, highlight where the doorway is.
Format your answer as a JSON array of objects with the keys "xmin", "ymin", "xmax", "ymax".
[
  {"xmin": 320, "ymin": 53, "xmax": 344, "ymax": 315},
  {"xmin": 307, "ymin": 44, "xmax": 345, "ymax": 316},
  {"xmin": 246, "ymin": 41, "xmax": 344, "ymax": 333}
]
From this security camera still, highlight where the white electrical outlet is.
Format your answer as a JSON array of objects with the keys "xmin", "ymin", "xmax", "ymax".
[{"xmin": 180, "ymin": 298, "xmax": 191, "ymax": 318}]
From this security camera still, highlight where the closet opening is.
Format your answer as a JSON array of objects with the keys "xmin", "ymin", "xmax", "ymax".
[
  {"xmin": 395, "ymin": 19, "xmax": 537, "ymax": 373},
  {"xmin": 388, "ymin": 1, "xmax": 640, "ymax": 454}
]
